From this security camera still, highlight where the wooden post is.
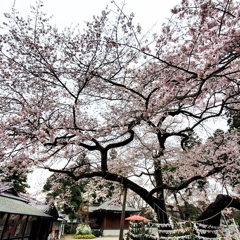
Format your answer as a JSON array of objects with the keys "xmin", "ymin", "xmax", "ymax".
[
  {"xmin": 1, "ymin": 213, "xmax": 10, "ymax": 240},
  {"xmin": 119, "ymin": 187, "xmax": 127, "ymax": 240},
  {"xmin": 189, "ymin": 219, "xmax": 195, "ymax": 240}
]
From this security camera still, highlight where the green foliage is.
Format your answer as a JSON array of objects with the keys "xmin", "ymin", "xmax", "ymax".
[
  {"xmin": 90, "ymin": 180, "xmax": 115, "ymax": 204},
  {"xmin": 64, "ymin": 224, "xmax": 71, "ymax": 234},
  {"xmin": 236, "ymin": 219, "xmax": 240, "ymax": 226},
  {"xmin": 180, "ymin": 204, "xmax": 199, "ymax": 220},
  {"xmin": 227, "ymin": 111, "xmax": 240, "ymax": 148},
  {"xmin": 227, "ymin": 111, "xmax": 240, "ymax": 132},
  {"xmin": 183, "ymin": 130, "xmax": 201, "ymax": 150},
  {"xmin": 63, "ymin": 185, "xmax": 83, "ymax": 216},
  {"xmin": 162, "ymin": 164, "xmax": 177, "ymax": 173},
  {"xmin": 74, "ymin": 234, "xmax": 96, "ymax": 239},
  {"xmin": 91, "ymin": 230, "xmax": 102, "ymax": 237},
  {"xmin": 43, "ymin": 155, "xmax": 90, "ymax": 217},
  {"xmin": 76, "ymin": 224, "xmax": 92, "ymax": 235},
  {"xmin": 140, "ymin": 207, "xmax": 154, "ymax": 221},
  {"xmin": 196, "ymin": 180, "xmax": 209, "ymax": 191},
  {"xmin": 0, "ymin": 168, "xmax": 30, "ymax": 193},
  {"xmin": 44, "ymin": 174, "xmax": 83, "ymax": 214}
]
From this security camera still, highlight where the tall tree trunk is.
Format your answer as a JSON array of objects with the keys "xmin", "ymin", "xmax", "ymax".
[
  {"xmin": 119, "ymin": 187, "xmax": 127, "ymax": 240},
  {"xmin": 173, "ymin": 192, "xmax": 185, "ymax": 220},
  {"xmin": 71, "ymin": 219, "xmax": 73, "ymax": 234},
  {"xmin": 154, "ymin": 161, "xmax": 168, "ymax": 224}
]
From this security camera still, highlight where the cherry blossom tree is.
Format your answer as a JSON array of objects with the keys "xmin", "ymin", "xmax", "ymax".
[{"xmin": 0, "ymin": 0, "xmax": 240, "ymax": 224}]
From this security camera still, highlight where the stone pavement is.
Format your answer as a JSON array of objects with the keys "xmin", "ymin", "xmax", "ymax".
[{"xmin": 63, "ymin": 234, "xmax": 119, "ymax": 240}]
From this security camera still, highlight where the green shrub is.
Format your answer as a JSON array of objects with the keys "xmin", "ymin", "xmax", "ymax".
[
  {"xmin": 64, "ymin": 223, "xmax": 71, "ymax": 234},
  {"xmin": 76, "ymin": 224, "xmax": 92, "ymax": 235},
  {"xmin": 236, "ymin": 219, "xmax": 240, "ymax": 226},
  {"xmin": 92, "ymin": 230, "xmax": 102, "ymax": 237},
  {"xmin": 74, "ymin": 234, "xmax": 96, "ymax": 239}
]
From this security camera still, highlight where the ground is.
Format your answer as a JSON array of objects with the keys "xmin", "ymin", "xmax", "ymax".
[{"xmin": 62, "ymin": 234, "xmax": 119, "ymax": 240}]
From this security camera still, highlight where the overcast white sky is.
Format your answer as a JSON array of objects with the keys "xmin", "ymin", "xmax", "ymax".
[
  {"xmin": 0, "ymin": 0, "xmax": 229, "ymax": 194},
  {"xmin": 0, "ymin": 0, "xmax": 182, "ymax": 194},
  {"xmin": 0, "ymin": 0, "xmax": 181, "ymax": 32}
]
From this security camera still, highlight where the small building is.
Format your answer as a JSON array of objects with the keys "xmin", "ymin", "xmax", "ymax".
[
  {"xmin": 0, "ymin": 182, "xmax": 53, "ymax": 240},
  {"xmin": 47, "ymin": 213, "xmax": 66, "ymax": 240},
  {"xmin": 89, "ymin": 200, "xmax": 140, "ymax": 236},
  {"xmin": 29, "ymin": 203, "xmax": 66, "ymax": 240}
]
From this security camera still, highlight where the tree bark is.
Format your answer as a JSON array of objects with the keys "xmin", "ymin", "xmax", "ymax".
[
  {"xmin": 153, "ymin": 161, "xmax": 168, "ymax": 223},
  {"xmin": 173, "ymin": 192, "xmax": 185, "ymax": 220},
  {"xmin": 195, "ymin": 194, "xmax": 240, "ymax": 238},
  {"xmin": 119, "ymin": 187, "xmax": 127, "ymax": 240}
]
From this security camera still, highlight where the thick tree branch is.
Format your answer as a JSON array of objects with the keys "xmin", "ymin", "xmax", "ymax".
[
  {"xmin": 46, "ymin": 168, "xmax": 166, "ymax": 211},
  {"xmin": 147, "ymin": 166, "xmax": 225, "ymax": 196}
]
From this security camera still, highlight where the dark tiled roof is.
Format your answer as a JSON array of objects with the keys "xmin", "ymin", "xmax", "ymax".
[
  {"xmin": 89, "ymin": 200, "xmax": 140, "ymax": 213},
  {"xmin": 0, "ymin": 196, "xmax": 52, "ymax": 218},
  {"xmin": 0, "ymin": 182, "xmax": 29, "ymax": 203},
  {"xmin": 0, "ymin": 182, "xmax": 20, "ymax": 198},
  {"xmin": 0, "ymin": 191, "xmax": 29, "ymax": 203},
  {"xmin": 32, "ymin": 204, "xmax": 49, "ymax": 213},
  {"xmin": 0, "ymin": 182, "xmax": 14, "ymax": 188},
  {"xmin": 29, "ymin": 202, "xmax": 59, "ymax": 219}
]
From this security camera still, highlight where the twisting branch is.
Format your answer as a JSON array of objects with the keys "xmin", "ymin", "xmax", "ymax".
[{"xmin": 147, "ymin": 166, "xmax": 225, "ymax": 196}]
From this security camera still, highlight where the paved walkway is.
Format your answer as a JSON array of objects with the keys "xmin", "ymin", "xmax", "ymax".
[{"xmin": 63, "ymin": 234, "xmax": 119, "ymax": 240}]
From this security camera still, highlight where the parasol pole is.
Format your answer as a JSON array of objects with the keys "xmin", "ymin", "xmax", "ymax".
[{"xmin": 119, "ymin": 186, "xmax": 127, "ymax": 240}]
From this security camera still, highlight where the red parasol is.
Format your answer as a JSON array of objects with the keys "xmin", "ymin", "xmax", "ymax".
[{"xmin": 125, "ymin": 214, "xmax": 149, "ymax": 221}]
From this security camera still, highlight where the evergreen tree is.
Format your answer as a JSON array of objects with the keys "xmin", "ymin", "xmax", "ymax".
[
  {"xmin": 44, "ymin": 173, "xmax": 84, "ymax": 232},
  {"xmin": 0, "ymin": 165, "xmax": 30, "ymax": 193},
  {"xmin": 227, "ymin": 111, "xmax": 240, "ymax": 132}
]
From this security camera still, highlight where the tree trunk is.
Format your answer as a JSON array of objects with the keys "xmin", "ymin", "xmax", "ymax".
[
  {"xmin": 173, "ymin": 192, "xmax": 185, "ymax": 220},
  {"xmin": 71, "ymin": 219, "xmax": 73, "ymax": 234},
  {"xmin": 154, "ymin": 161, "xmax": 168, "ymax": 224},
  {"xmin": 195, "ymin": 194, "xmax": 240, "ymax": 238},
  {"xmin": 119, "ymin": 187, "xmax": 127, "ymax": 240}
]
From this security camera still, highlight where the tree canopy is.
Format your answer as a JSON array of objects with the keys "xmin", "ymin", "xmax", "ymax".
[{"xmin": 0, "ymin": 0, "xmax": 240, "ymax": 224}]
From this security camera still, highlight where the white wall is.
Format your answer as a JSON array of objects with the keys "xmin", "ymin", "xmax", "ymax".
[{"xmin": 102, "ymin": 229, "xmax": 129, "ymax": 236}]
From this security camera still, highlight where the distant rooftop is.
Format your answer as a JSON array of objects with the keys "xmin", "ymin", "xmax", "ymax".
[
  {"xmin": 89, "ymin": 200, "xmax": 140, "ymax": 213},
  {"xmin": 0, "ymin": 182, "xmax": 29, "ymax": 203}
]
